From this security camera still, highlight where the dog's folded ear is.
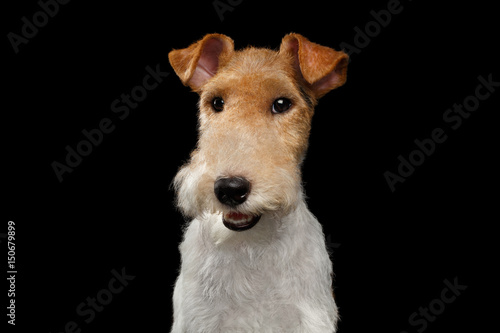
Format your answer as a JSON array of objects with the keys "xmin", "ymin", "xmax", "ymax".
[
  {"xmin": 169, "ymin": 33, "xmax": 234, "ymax": 91},
  {"xmin": 280, "ymin": 33, "xmax": 348, "ymax": 99}
]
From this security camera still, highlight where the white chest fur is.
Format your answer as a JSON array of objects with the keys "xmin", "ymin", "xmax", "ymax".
[{"xmin": 171, "ymin": 201, "xmax": 338, "ymax": 333}]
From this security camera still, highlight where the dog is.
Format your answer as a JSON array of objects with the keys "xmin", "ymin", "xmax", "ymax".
[{"xmin": 168, "ymin": 33, "xmax": 348, "ymax": 332}]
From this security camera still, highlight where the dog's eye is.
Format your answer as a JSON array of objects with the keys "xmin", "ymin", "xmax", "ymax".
[
  {"xmin": 212, "ymin": 97, "xmax": 224, "ymax": 112},
  {"xmin": 272, "ymin": 98, "xmax": 292, "ymax": 114}
]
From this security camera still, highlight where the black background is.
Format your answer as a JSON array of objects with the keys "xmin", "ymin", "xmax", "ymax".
[{"xmin": 3, "ymin": 0, "xmax": 498, "ymax": 332}]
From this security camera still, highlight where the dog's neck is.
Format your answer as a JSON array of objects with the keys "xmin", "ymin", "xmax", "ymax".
[{"xmin": 196, "ymin": 197, "xmax": 314, "ymax": 250}]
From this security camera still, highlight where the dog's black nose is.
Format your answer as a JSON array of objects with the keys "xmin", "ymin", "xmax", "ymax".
[{"xmin": 214, "ymin": 177, "xmax": 251, "ymax": 207}]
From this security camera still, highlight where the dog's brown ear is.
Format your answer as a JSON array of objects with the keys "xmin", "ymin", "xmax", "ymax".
[
  {"xmin": 168, "ymin": 33, "xmax": 234, "ymax": 91},
  {"xmin": 280, "ymin": 33, "xmax": 348, "ymax": 98}
]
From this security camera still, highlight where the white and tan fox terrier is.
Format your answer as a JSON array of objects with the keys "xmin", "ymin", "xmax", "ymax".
[{"xmin": 168, "ymin": 32, "xmax": 348, "ymax": 332}]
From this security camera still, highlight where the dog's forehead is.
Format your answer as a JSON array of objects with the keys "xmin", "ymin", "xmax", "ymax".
[
  {"xmin": 224, "ymin": 47, "xmax": 293, "ymax": 77},
  {"xmin": 203, "ymin": 47, "xmax": 298, "ymax": 94},
  {"xmin": 232, "ymin": 47, "xmax": 282, "ymax": 65}
]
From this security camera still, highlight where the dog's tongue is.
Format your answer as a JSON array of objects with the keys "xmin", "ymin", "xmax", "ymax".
[{"xmin": 225, "ymin": 212, "xmax": 248, "ymax": 221}]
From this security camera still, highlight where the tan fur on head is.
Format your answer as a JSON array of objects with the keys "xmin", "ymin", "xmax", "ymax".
[{"xmin": 169, "ymin": 33, "xmax": 348, "ymax": 219}]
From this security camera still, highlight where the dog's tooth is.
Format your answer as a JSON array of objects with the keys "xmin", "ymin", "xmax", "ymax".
[
  {"xmin": 224, "ymin": 212, "xmax": 252, "ymax": 223},
  {"xmin": 223, "ymin": 212, "xmax": 254, "ymax": 224}
]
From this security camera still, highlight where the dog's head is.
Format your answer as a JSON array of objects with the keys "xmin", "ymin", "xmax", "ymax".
[{"xmin": 169, "ymin": 33, "xmax": 348, "ymax": 231}]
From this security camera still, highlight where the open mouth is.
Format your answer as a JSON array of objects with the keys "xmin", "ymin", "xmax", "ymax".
[{"xmin": 222, "ymin": 212, "xmax": 261, "ymax": 231}]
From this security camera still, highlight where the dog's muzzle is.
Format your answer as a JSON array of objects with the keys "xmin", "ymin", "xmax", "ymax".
[{"xmin": 214, "ymin": 177, "xmax": 261, "ymax": 231}]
